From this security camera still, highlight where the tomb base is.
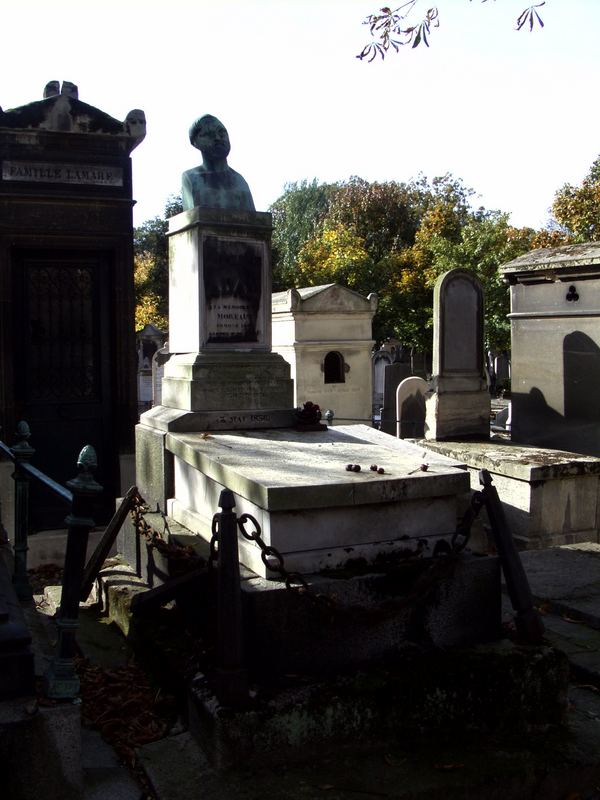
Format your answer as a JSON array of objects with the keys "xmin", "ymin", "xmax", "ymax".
[
  {"xmin": 163, "ymin": 424, "xmax": 470, "ymax": 578},
  {"xmin": 420, "ymin": 438, "xmax": 600, "ymax": 549},
  {"xmin": 188, "ymin": 642, "xmax": 568, "ymax": 771},
  {"xmin": 160, "ymin": 351, "xmax": 294, "ymax": 413},
  {"xmin": 425, "ymin": 387, "xmax": 490, "ymax": 440}
]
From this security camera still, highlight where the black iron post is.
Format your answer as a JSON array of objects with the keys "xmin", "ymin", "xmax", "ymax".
[
  {"xmin": 45, "ymin": 445, "xmax": 102, "ymax": 699},
  {"xmin": 11, "ymin": 421, "xmax": 35, "ymax": 601},
  {"xmin": 214, "ymin": 488, "xmax": 249, "ymax": 707},
  {"xmin": 479, "ymin": 469, "xmax": 545, "ymax": 644}
]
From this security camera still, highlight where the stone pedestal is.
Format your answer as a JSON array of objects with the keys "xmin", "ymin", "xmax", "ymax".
[
  {"xmin": 426, "ymin": 378, "xmax": 490, "ymax": 440},
  {"xmin": 168, "ymin": 207, "xmax": 273, "ymax": 353},
  {"xmin": 161, "ymin": 351, "xmax": 293, "ymax": 413},
  {"xmin": 136, "ymin": 206, "xmax": 294, "ymax": 510}
]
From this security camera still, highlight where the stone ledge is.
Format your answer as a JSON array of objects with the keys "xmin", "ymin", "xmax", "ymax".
[
  {"xmin": 420, "ymin": 438, "xmax": 600, "ymax": 482},
  {"xmin": 167, "ymin": 427, "xmax": 469, "ymax": 513}
]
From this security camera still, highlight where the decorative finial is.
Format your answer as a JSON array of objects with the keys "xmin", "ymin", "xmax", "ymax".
[
  {"xmin": 60, "ymin": 81, "xmax": 78, "ymax": 99},
  {"xmin": 43, "ymin": 80, "xmax": 60, "ymax": 99}
]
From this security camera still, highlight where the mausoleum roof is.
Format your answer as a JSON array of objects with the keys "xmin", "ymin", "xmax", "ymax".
[
  {"xmin": 272, "ymin": 284, "xmax": 377, "ymax": 313},
  {"xmin": 0, "ymin": 80, "xmax": 145, "ymax": 151},
  {"xmin": 500, "ymin": 242, "xmax": 600, "ymax": 276}
]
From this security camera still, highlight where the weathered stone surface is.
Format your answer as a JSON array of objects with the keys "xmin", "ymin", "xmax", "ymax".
[
  {"xmin": 425, "ymin": 389, "xmax": 490, "ymax": 441},
  {"xmin": 236, "ymin": 554, "xmax": 501, "ymax": 677},
  {"xmin": 135, "ymin": 424, "xmax": 174, "ymax": 513},
  {"xmin": 420, "ymin": 439, "xmax": 600, "ymax": 548},
  {"xmin": 140, "ymin": 404, "xmax": 296, "ymax": 433},
  {"xmin": 500, "ymin": 242, "xmax": 600, "ymax": 276}
]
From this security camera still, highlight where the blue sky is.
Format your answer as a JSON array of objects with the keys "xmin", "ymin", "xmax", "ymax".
[{"xmin": 2, "ymin": 0, "xmax": 600, "ymax": 230}]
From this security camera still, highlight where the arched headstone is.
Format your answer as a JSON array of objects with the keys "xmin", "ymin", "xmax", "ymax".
[
  {"xmin": 396, "ymin": 377, "xmax": 429, "ymax": 438},
  {"xmin": 426, "ymin": 269, "xmax": 490, "ymax": 440}
]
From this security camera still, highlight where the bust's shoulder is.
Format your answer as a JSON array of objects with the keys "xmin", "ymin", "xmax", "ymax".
[
  {"xmin": 226, "ymin": 166, "xmax": 251, "ymax": 187},
  {"xmin": 183, "ymin": 165, "xmax": 206, "ymax": 180}
]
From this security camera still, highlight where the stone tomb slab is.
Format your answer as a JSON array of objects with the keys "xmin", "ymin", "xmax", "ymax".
[
  {"xmin": 420, "ymin": 438, "xmax": 600, "ymax": 549},
  {"xmin": 165, "ymin": 424, "xmax": 469, "ymax": 577}
]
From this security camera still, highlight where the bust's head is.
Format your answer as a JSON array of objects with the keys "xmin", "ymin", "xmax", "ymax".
[{"xmin": 189, "ymin": 115, "xmax": 230, "ymax": 161}]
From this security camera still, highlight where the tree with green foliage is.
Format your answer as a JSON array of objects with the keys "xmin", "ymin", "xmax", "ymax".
[
  {"xmin": 275, "ymin": 175, "xmax": 535, "ymax": 350},
  {"xmin": 357, "ymin": 1, "xmax": 547, "ymax": 61},
  {"xmin": 270, "ymin": 179, "xmax": 336, "ymax": 290},
  {"xmin": 133, "ymin": 194, "xmax": 181, "ymax": 330},
  {"xmin": 550, "ymin": 156, "xmax": 600, "ymax": 242}
]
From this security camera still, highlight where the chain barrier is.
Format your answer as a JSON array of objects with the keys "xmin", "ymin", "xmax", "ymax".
[
  {"xmin": 209, "ymin": 491, "xmax": 484, "ymax": 615},
  {"xmin": 130, "ymin": 490, "xmax": 201, "ymax": 565},
  {"xmin": 451, "ymin": 489, "xmax": 485, "ymax": 553},
  {"xmin": 236, "ymin": 513, "xmax": 314, "ymax": 597}
]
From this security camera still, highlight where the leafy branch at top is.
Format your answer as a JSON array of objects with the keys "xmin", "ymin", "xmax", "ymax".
[{"xmin": 357, "ymin": 1, "xmax": 546, "ymax": 62}]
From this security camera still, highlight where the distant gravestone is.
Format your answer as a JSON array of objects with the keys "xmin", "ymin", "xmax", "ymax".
[
  {"xmin": 411, "ymin": 350, "xmax": 431, "ymax": 380},
  {"xmin": 425, "ymin": 269, "xmax": 490, "ymax": 440},
  {"xmin": 494, "ymin": 353, "xmax": 510, "ymax": 388},
  {"xmin": 396, "ymin": 377, "xmax": 429, "ymax": 438},
  {"xmin": 380, "ymin": 349, "xmax": 412, "ymax": 435},
  {"xmin": 372, "ymin": 349, "xmax": 393, "ymax": 419}
]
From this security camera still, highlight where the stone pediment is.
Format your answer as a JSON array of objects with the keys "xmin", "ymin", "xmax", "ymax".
[
  {"xmin": 0, "ymin": 81, "xmax": 145, "ymax": 151},
  {"xmin": 272, "ymin": 284, "xmax": 378, "ymax": 313}
]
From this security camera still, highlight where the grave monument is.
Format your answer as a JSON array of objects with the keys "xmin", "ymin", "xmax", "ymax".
[
  {"xmin": 425, "ymin": 269, "xmax": 490, "ymax": 440},
  {"xmin": 0, "ymin": 81, "xmax": 144, "ymax": 524},
  {"xmin": 136, "ymin": 116, "xmax": 295, "ymax": 511},
  {"xmin": 133, "ymin": 116, "xmax": 474, "ymax": 576},
  {"xmin": 396, "ymin": 376, "xmax": 429, "ymax": 438},
  {"xmin": 500, "ymin": 243, "xmax": 600, "ymax": 456},
  {"xmin": 116, "ymin": 120, "xmax": 567, "ymax": 770},
  {"xmin": 271, "ymin": 283, "xmax": 377, "ymax": 425},
  {"xmin": 420, "ymin": 263, "xmax": 600, "ymax": 549}
]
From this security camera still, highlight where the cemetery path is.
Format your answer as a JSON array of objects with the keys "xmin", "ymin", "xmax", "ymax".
[{"xmin": 516, "ymin": 543, "xmax": 600, "ymax": 686}]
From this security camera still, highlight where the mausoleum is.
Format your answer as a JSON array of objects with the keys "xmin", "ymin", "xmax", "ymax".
[
  {"xmin": 271, "ymin": 284, "xmax": 377, "ymax": 424},
  {"xmin": 0, "ymin": 81, "xmax": 144, "ymax": 524}
]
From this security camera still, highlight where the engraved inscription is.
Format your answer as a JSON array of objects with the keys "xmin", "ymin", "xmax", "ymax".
[
  {"xmin": 214, "ymin": 413, "xmax": 272, "ymax": 425},
  {"xmin": 2, "ymin": 160, "xmax": 124, "ymax": 187},
  {"xmin": 203, "ymin": 236, "xmax": 262, "ymax": 344}
]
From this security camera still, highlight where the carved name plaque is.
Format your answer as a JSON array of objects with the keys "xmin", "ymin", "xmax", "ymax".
[
  {"xmin": 2, "ymin": 160, "xmax": 124, "ymax": 187},
  {"xmin": 203, "ymin": 235, "xmax": 263, "ymax": 344}
]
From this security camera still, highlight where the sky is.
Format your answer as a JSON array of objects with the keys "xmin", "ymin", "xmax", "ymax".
[{"xmin": 2, "ymin": 0, "xmax": 599, "ymax": 231}]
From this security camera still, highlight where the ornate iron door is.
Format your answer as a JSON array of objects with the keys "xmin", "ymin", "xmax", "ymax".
[{"xmin": 14, "ymin": 251, "xmax": 115, "ymax": 528}]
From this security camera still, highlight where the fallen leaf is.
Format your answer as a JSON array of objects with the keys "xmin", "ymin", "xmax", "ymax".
[
  {"xmin": 434, "ymin": 763, "xmax": 465, "ymax": 771},
  {"xmin": 24, "ymin": 700, "xmax": 38, "ymax": 715},
  {"xmin": 384, "ymin": 753, "xmax": 407, "ymax": 767}
]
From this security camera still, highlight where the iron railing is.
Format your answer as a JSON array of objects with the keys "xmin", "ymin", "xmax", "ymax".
[{"xmin": 0, "ymin": 420, "xmax": 102, "ymax": 699}]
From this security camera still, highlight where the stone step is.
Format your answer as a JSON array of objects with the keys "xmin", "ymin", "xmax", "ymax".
[
  {"xmin": 19, "ymin": 588, "xmax": 145, "ymax": 800},
  {"xmin": 83, "ymin": 727, "xmax": 141, "ymax": 800}
]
